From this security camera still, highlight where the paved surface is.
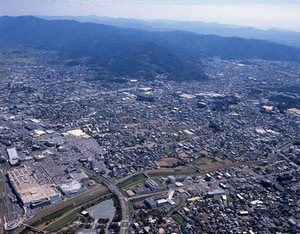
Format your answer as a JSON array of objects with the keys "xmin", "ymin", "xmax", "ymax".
[
  {"xmin": 14, "ymin": 140, "xmax": 294, "ymax": 234},
  {"xmin": 15, "ymin": 185, "xmax": 108, "ymax": 234},
  {"xmin": 82, "ymin": 167, "xmax": 131, "ymax": 234}
]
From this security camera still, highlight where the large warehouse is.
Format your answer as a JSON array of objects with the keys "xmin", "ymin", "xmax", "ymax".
[
  {"xmin": 59, "ymin": 180, "xmax": 83, "ymax": 196},
  {"xmin": 7, "ymin": 166, "xmax": 60, "ymax": 208},
  {"xmin": 6, "ymin": 147, "xmax": 19, "ymax": 166}
]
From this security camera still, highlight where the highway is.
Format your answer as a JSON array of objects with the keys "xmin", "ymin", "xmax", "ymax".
[
  {"xmin": 82, "ymin": 167, "xmax": 131, "ymax": 234},
  {"xmin": 14, "ymin": 140, "xmax": 294, "ymax": 234}
]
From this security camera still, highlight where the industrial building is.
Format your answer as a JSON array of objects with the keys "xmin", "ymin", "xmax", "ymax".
[
  {"xmin": 59, "ymin": 180, "xmax": 83, "ymax": 196},
  {"xmin": 144, "ymin": 198, "xmax": 157, "ymax": 209},
  {"xmin": 6, "ymin": 147, "xmax": 19, "ymax": 166},
  {"xmin": 7, "ymin": 166, "xmax": 60, "ymax": 208},
  {"xmin": 69, "ymin": 171, "xmax": 88, "ymax": 182},
  {"xmin": 156, "ymin": 190, "xmax": 176, "ymax": 206},
  {"xmin": 145, "ymin": 179, "xmax": 159, "ymax": 191}
]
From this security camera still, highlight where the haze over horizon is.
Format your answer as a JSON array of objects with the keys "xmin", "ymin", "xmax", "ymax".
[{"xmin": 1, "ymin": 0, "xmax": 300, "ymax": 32}]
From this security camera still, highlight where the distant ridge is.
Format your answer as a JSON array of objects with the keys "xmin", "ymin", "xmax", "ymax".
[
  {"xmin": 1, "ymin": 16, "xmax": 300, "ymax": 81},
  {"xmin": 41, "ymin": 16, "xmax": 300, "ymax": 49}
]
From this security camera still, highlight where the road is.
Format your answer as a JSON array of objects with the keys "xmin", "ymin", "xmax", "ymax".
[
  {"xmin": 14, "ymin": 140, "xmax": 295, "ymax": 234},
  {"xmin": 20, "ymin": 223, "xmax": 45, "ymax": 233},
  {"xmin": 14, "ymin": 185, "xmax": 108, "ymax": 234},
  {"xmin": 82, "ymin": 167, "xmax": 131, "ymax": 234},
  {"xmin": 0, "ymin": 166, "xmax": 9, "ymax": 234}
]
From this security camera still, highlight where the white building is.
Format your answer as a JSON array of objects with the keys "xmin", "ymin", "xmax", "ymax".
[
  {"xmin": 59, "ymin": 180, "xmax": 83, "ymax": 196},
  {"xmin": 7, "ymin": 147, "xmax": 19, "ymax": 166}
]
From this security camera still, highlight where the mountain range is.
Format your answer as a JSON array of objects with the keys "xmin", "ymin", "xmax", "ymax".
[
  {"xmin": 1, "ymin": 16, "xmax": 300, "ymax": 81},
  {"xmin": 41, "ymin": 16, "xmax": 300, "ymax": 49}
]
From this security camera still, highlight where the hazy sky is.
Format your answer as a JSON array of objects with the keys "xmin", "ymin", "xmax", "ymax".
[{"xmin": 1, "ymin": 0, "xmax": 300, "ymax": 31}]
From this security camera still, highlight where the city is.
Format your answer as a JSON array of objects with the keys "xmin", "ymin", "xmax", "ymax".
[{"xmin": 0, "ymin": 45, "xmax": 299, "ymax": 233}]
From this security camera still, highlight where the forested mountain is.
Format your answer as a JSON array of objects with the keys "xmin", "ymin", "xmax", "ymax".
[{"xmin": 1, "ymin": 16, "xmax": 300, "ymax": 81}]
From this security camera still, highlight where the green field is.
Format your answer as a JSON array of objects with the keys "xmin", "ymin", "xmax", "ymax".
[
  {"xmin": 32, "ymin": 205, "xmax": 75, "ymax": 227},
  {"xmin": 193, "ymin": 157, "xmax": 219, "ymax": 166},
  {"xmin": 172, "ymin": 213, "xmax": 185, "ymax": 225},
  {"xmin": 148, "ymin": 168, "xmax": 196, "ymax": 177},
  {"xmin": 165, "ymin": 146, "xmax": 176, "ymax": 153},
  {"xmin": 117, "ymin": 173, "xmax": 147, "ymax": 189},
  {"xmin": 44, "ymin": 208, "xmax": 79, "ymax": 231}
]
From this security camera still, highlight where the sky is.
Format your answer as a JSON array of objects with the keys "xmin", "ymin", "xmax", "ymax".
[{"xmin": 1, "ymin": 0, "xmax": 300, "ymax": 31}]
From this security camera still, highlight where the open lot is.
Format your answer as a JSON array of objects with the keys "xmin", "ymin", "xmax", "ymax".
[
  {"xmin": 192, "ymin": 157, "xmax": 232, "ymax": 170},
  {"xmin": 156, "ymin": 157, "xmax": 179, "ymax": 167},
  {"xmin": 161, "ymin": 125, "xmax": 194, "ymax": 134}
]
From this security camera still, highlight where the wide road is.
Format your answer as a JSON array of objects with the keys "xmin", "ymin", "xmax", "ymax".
[
  {"xmin": 14, "ymin": 140, "xmax": 294, "ymax": 234},
  {"xmin": 82, "ymin": 167, "xmax": 131, "ymax": 234}
]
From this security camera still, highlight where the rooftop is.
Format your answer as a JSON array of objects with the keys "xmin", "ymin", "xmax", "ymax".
[{"xmin": 7, "ymin": 166, "xmax": 59, "ymax": 205}]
